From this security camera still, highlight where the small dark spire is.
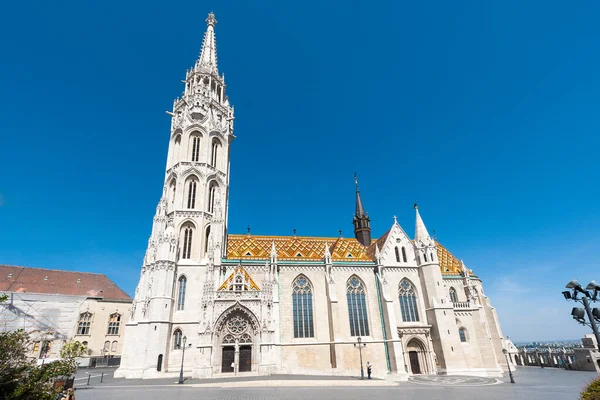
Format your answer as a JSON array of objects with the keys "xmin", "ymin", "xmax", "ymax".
[
  {"xmin": 339, "ymin": 229, "xmax": 343, "ymax": 237},
  {"xmin": 414, "ymin": 201, "xmax": 418, "ymax": 210},
  {"xmin": 353, "ymin": 173, "xmax": 371, "ymax": 246},
  {"xmin": 247, "ymin": 225, "xmax": 251, "ymax": 234},
  {"xmin": 293, "ymin": 228, "xmax": 297, "ymax": 237}
]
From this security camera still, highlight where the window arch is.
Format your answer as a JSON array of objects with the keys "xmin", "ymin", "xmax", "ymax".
[
  {"xmin": 394, "ymin": 247, "xmax": 400, "ymax": 262},
  {"xmin": 103, "ymin": 341, "xmax": 110, "ymax": 352},
  {"xmin": 77, "ymin": 312, "xmax": 92, "ymax": 335},
  {"xmin": 207, "ymin": 181, "xmax": 218, "ymax": 214},
  {"xmin": 459, "ymin": 328, "xmax": 467, "ymax": 342},
  {"xmin": 423, "ymin": 252, "xmax": 428, "ymax": 262},
  {"xmin": 190, "ymin": 133, "xmax": 202, "ymax": 162},
  {"xmin": 180, "ymin": 223, "xmax": 194, "ymax": 259},
  {"xmin": 177, "ymin": 276, "xmax": 187, "ymax": 310},
  {"xmin": 186, "ymin": 176, "xmax": 198, "ymax": 209},
  {"xmin": 210, "ymin": 138, "xmax": 221, "ymax": 168},
  {"xmin": 398, "ymin": 279, "xmax": 420, "ymax": 322},
  {"xmin": 203, "ymin": 225, "xmax": 211, "ymax": 256},
  {"xmin": 169, "ymin": 179, "xmax": 176, "ymax": 204},
  {"xmin": 402, "ymin": 247, "xmax": 407, "ymax": 263},
  {"xmin": 111, "ymin": 341, "xmax": 118, "ymax": 352},
  {"xmin": 292, "ymin": 275, "xmax": 314, "ymax": 338},
  {"xmin": 107, "ymin": 313, "xmax": 121, "ymax": 335},
  {"xmin": 346, "ymin": 276, "xmax": 369, "ymax": 337},
  {"xmin": 173, "ymin": 329, "xmax": 182, "ymax": 349},
  {"xmin": 449, "ymin": 287, "xmax": 458, "ymax": 303}
]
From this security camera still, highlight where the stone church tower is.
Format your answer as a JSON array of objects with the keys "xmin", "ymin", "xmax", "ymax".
[{"xmin": 116, "ymin": 13, "xmax": 235, "ymax": 378}]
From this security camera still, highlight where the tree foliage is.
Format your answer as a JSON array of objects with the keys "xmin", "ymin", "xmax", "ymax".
[
  {"xmin": 581, "ymin": 377, "xmax": 600, "ymax": 400},
  {"xmin": 0, "ymin": 294, "xmax": 86, "ymax": 400}
]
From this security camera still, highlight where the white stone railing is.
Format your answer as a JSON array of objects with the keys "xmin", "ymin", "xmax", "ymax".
[
  {"xmin": 215, "ymin": 290, "xmax": 261, "ymax": 300},
  {"xmin": 452, "ymin": 301, "xmax": 472, "ymax": 309}
]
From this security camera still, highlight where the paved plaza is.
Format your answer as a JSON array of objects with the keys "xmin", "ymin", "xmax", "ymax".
[{"xmin": 73, "ymin": 367, "xmax": 599, "ymax": 400}]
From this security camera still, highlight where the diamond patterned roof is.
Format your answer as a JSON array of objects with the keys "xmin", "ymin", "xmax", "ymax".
[
  {"xmin": 436, "ymin": 242, "xmax": 463, "ymax": 275},
  {"xmin": 226, "ymin": 234, "xmax": 372, "ymax": 262},
  {"xmin": 226, "ymin": 235, "xmax": 469, "ymax": 275}
]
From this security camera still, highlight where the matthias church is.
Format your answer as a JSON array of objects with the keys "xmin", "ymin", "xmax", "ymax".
[{"xmin": 116, "ymin": 14, "xmax": 508, "ymax": 380}]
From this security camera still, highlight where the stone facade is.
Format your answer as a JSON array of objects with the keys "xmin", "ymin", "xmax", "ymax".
[
  {"xmin": 0, "ymin": 266, "xmax": 131, "ymax": 360},
  {"xmin": 115, "ymin": 13, "xmax": 508, "ymax": 380}
]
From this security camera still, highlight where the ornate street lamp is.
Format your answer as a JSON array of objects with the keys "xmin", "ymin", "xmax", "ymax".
[
  {"xmin": 502, "ymin": 348, "xmax": 515, "ymax": 384},
  {"xmin": 562, "ymin": 280, "xmax": 600, "ymax": 352},
  {"xmin": 353, "ymin": 337, "xmax": 366, "ymax": 380},
  {"xmin": 178, "ymin": 336, "xmax": 191, "ymax": 384}
]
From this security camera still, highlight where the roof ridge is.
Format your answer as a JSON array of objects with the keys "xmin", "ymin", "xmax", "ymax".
[{"xmin": 0, "ymin": 264, "xmax": 107, "ymax": 276}]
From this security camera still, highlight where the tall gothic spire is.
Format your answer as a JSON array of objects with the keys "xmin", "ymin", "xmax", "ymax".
[
  {"xmin": 414, "ymin": 202, "xmax": 433, "ymax": 246},
  {"xmin": 353, "ymin": 173, "xmax": 371, "ymax": 246},
  {"xmin": 197, "ymin": 12, "xmax": 219, "ymax": 74}
]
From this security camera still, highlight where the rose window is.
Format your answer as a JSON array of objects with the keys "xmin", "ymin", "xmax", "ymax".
[{"xmin": 227, "ymin": 315, "xmax": 248, "ymax": 334}]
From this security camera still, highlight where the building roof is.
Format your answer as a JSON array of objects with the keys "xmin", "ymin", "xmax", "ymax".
[
  {"xmin": 227, "ymin": 234, "xmax": 373, "ymax": 262},
  {"xmin": 436, "ymin": 243, "xmax": 464, "ymax": 275},
  {"xmin": 226, "ymin": 234, "xmax": 469, "ymax": 275},
  {"xmin": 0, "ymin": 265, "xmax": 131, "ymax": 301}
]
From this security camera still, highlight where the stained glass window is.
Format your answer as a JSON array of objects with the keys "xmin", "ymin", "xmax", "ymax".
[
  {"xmin": 449, "ymin": 287, "xmax": 458, "ymax": 303},
  {"xmin": 177, "ymin": 276, "xmax": 187, "ymax": 310},
  {"xmin": 347, "ymin": 276, "xmax": 369, "ymax": 336},
  {"xmin": 292, "ymin": 275, "xmax": 314, "ymax": 338},
  {"xmin": 399, "ymin": 279, "xmax": 420, "ymax": 322}
]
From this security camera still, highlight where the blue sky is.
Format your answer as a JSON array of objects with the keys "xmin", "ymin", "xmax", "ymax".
[{"xmin": 1, "ymin": 1, "xmax": 600, "ymax": 342}]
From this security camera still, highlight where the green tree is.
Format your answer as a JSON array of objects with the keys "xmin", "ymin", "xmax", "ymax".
[{"xmin": 0, "ymin": 294, "xmax": 86, "ymax": 400}]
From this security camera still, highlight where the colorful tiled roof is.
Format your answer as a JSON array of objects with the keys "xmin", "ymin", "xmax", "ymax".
[
  {"xmin": 436, "ymin": 243, "xmax": 463, "ymax": 275},
  {"xmin": 0, "ymin": 265, "xmax": 131, "ymax": 301},
  {"xmin": 226, "ymin": 234, "xmax": 373, "ymax": 262},
  {"xmin": 226, "ymin": 234, "xmax": 468, "ymax": 275}
]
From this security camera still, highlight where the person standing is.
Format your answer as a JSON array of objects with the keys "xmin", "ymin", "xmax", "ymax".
[{"xmin": 366, "ymin": 361, "xmax": 372, "ymax": 379}]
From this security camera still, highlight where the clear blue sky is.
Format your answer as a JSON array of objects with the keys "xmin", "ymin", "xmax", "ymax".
[{"xmin": 1, "ymin": 1, "xmax": 599, "ymax": 342}]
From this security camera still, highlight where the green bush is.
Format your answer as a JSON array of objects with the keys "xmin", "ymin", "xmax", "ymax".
[{"xmin": 581, "ymin": 377, "xmax": 600, "ymax": 400}]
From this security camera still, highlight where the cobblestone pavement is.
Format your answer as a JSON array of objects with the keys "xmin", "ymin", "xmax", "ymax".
[{"xmin": 75, "ymin": 367, "xmax": 599, "ymax": 400}]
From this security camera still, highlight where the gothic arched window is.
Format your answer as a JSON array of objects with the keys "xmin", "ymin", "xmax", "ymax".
[
  {"xmin": 186, "ymin": 177, "xmax": 198, "ymax": 209},
  {"xmin": 169, "ymin": 179, "xmax": 176, "ymax": 204},
  {"xmin": 449, "ymin": 287, "xmax": 458, "ymax": 303},
  {"xmin": 423, "ymin": 252, "xmax": 428, "ymax": 262},
  {"xmin": 190, "ymin": 134, "xmax": 201, "ymax": 162},
  {"xmin": 207, "ymin": 181, "xmax": 218, "ymax": 214},
  {"xmin": 346, "ymin": 276, "xmax": 369, "ymax": 337},
  {"xmin": 398, "ymin": 279, "xmax": 420, "ymax": 322},
  {"xmin": 210, "ymin": 138, "xmax": 221, "ymax": 168},
  {"xmin": 292, "ymin": 275, "xmax": 314, "ymax": 338},
  {"xmin": 181, "ymin": 224, "xmax": 194, "ymax": 259},
  {"xmin": 77, "ymin": 312, "xmax": 92, "ymax": 335},
  {"xmin": 173, "ymin": 329, "xmax": 182, "ymax": 349},
  {"xmin": 203, "ymin": 225, "xmax": 211, "ymax": 256},
  {"xmin": 402, "ymin": 247, "xmax": 407, "ymax": 263},
  {"xmin": 394, "ymin": 247, "xmax": 400, "ymax": 262},
  {"xmin": 177, "ymin": 276, "xmax": 187, "ymax": 310},
  {"xmin": 459, "ymin": 328, "xmax": 467, "ymax": 342},
  {"xmin": 107, "ymin": 313, "xmax": 121, "ymax": 335}
]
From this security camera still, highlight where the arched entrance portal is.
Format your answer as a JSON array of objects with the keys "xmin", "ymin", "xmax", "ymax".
[
  {"xmin": 406, "ymin": 338, "xmax": 429, "ymax": 375},
  {"xmin": 216, "ymin": 306, "xmax": 259, "ymax": 374}
]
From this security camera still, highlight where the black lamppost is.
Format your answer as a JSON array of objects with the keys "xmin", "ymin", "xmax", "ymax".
[
  {"xmin": 178, "ymin": 336, "xmax": 191, "ymax": 384},
  {"xmin": 502, "ymin": 348, "xmax": 515, "ymax": 384},
  {"xmin": 354, "ymin": 337, "xmax": 366, "ymax": 379},
  {"xmin": 562, "ymin": 280, "xmax": 600, "ymax": 352}
]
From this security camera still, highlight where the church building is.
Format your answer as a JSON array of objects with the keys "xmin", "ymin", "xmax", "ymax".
[{"xmin": 115, "ymin": 13, "xmax": 508, "ymax": 380}]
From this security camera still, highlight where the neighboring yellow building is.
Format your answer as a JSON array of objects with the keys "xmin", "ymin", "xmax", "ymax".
[{"xmin": 0, "ymin": 265, "xmax": 131, "ymax": 365}]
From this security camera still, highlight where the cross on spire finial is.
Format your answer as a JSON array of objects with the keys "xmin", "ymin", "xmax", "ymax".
[
  {"xmin": 206, "ymin": 12, "xmax": 217, "ymax": 27},
  {"xmin": 414, "ymin": 201, "xmax": 418, "ymax": 210}
]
